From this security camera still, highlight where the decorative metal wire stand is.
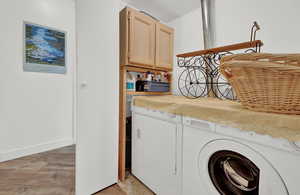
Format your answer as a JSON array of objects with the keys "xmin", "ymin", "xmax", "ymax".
[{"xmin": 176, "ymin": 22, "xmax": 263, "ymax": 100}]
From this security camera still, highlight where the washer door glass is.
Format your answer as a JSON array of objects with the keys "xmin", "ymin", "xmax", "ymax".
[
  {"xmin": 209, "ymin": 150, "xmax": 259, "ymax": 195},
  {"xmin": 198, "ymin": 139, "xmax": 288, "ymax": 195}
]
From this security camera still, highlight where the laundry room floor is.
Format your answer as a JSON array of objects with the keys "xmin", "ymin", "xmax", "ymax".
[
  {"xmin": 0, "ymin": 145, "xmax": 75, "ymax": 195},
  {"xmin": 96, "ymin": 174, "xmax": 154, "ymax": 195},
  {"xmin": 0, "ymin": 145, "xmax": 153, "ymax": 195}
]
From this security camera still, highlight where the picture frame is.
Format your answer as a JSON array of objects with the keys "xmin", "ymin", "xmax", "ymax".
[{"xmin": 23, "ymin": 22, "xmax": 67, "ymax": 74}]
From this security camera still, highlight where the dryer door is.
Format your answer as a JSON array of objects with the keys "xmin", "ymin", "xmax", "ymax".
[{"xmin": 198, "ymin": 140, "xmax": 288, "ymax": 195}]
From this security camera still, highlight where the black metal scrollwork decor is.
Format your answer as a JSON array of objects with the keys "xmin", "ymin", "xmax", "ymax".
[{"xmin": 177, "ymin": 22, "xmax": 262, "ymax": 100}]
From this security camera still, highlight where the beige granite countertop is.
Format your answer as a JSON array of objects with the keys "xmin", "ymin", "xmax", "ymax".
[{"xmin": 133, "ymin": 95, "xmax": 300, "ymax": 142}]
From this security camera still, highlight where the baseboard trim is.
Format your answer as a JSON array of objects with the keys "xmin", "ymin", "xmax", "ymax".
[{"xmin": 0, "ymin": 138, "xmax": 75, "ymax": 163}]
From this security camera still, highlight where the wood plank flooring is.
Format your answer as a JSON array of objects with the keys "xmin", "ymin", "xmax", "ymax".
[
  {"xmin": 0, "ymin": 145, "xmax": 153, "ymax": 195},
  {"xmin": 0, "ymin": 145, "xmax": 75, "ymax": 195}
]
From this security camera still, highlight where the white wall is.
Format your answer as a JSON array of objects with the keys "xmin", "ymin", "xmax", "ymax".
[
  {"xmin": 215, "ymin": 0, "xmax": 300, "ymax": 53},
  {"xmin": 0, "ymin": 0, "xmax": 76, "ymax": 162},
  {"xmin": 168, "ymin": 8, "xmax": 204, "ymax": 95}
]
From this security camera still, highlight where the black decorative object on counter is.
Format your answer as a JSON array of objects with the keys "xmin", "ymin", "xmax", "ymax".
[{"xmin": 176, "ymin": 22, "xmax": 263, "ymax": 100}]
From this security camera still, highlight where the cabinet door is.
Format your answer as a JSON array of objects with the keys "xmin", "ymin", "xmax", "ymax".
[
  {"xmin": 155, "ymin": 23, "xmax": 174, "ymax": 69},
  {"xmin": 128, "ymin": 10, "xmax": 156, "ymax": 67},
  {"xmin": 132, "ymin": 113, "xmax": 181, "ymax": 195}
]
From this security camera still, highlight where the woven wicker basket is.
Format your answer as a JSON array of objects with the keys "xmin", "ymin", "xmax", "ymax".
[{"xmin": 220, "ymin": 53, "xmax": 300, "ymax": 114}]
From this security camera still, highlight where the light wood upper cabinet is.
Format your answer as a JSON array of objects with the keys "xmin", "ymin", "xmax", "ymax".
[
  {"xmin": 155, "ymin": 23, "xmax": 174, "ymax": 69},
  {"xmin": 129, "ymin": 10, "xmax": 156, "ymax": 67},
  {"xmin": 120, "ymin": 8, "xmax": 156, "ymax": 67},
  {"xmin": 120, "ymin": 7, "xmax": 174, "ymax": 70}
]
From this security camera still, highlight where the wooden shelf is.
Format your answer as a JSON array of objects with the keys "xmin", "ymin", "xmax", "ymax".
[
  {"xmin": 126, "ymin": 91, "xmax": 172, "ymax": 95},
  {"xmin": 123, "ymin": 64, "xmax": 172, "ymax": 73},
  {"xmin": 119, "ymin": 7, "xmax": 174, "ymax": 181},
  {"xmin": 176, "ymin": 40, "xmax": 263, "ymax": 58}
]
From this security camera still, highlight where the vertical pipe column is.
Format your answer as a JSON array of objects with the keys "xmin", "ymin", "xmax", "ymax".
[
  {"xmin": 201, "ymin": 0, "xmax": 216, "ymax": 96},
  {"xmin": 201, "ymin": 0, "xmax": 215, "ymax": 49}
]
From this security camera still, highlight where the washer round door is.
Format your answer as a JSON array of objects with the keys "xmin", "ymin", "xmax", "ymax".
[{"xmin": 198, "ymin": 139, "xmax": 289, "ymax": 195}]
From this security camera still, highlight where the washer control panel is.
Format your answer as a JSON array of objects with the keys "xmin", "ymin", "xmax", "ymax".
[
  {"xmin": 183, "ymin": 117, "xmax": 215, "ymax": 132},
  {"xmin": 216, "ymin": 124, "xmax": 300, "ymax": 153}
]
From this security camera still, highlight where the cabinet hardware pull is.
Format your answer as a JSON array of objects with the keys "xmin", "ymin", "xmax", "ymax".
[
  {"xmin": 137, "ymin": 128, "xmax": 141, "ymax": 139},
  {"xmin": 173, "ymin": 127, "xmax": 178, "ymax": 175}
]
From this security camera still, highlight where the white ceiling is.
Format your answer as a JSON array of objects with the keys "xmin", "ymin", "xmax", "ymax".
[{"xmin": 122, "ymin": 0, "xmax": 201, "ymax": 22}]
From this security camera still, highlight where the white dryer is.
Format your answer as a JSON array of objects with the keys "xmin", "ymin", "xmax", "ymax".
[{"xmin": 182, "ymin": 116, "xmax": 300, "ymax": 195}]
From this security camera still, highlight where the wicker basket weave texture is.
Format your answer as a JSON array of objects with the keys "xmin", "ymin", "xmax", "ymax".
[{"xmin": 220, "ymin": 53, "xmax": 300, "ymax": 114}]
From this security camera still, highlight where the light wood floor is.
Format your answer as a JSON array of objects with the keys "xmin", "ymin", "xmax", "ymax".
[{"xmin": 0, "ymin": 145, "xmax": 153, "ymax": 195}]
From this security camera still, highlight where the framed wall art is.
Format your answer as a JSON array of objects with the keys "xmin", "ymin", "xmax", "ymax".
[{"xmin": 24, "ymin": 22, "xmax": 66, "ymax": 74}]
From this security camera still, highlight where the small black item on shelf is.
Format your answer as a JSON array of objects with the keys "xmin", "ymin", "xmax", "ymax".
[{"xmin": 136, "ymin": 74, "xmax": 144, "ymax": 91}]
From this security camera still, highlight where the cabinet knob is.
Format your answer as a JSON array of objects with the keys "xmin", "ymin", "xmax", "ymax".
[{"xmin": 80, "ymin": 81, "xmax": 88, "ymax": 88}]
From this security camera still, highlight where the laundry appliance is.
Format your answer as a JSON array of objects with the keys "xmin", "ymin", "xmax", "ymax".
[{"xmin": 182, "ymin": 116, "xmax": 300, "ymax": 195}]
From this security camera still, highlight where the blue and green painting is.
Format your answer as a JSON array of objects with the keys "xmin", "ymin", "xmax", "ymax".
[{"xmin": 24, "ymin": 23, "xmax": 66, "ymax": 74}]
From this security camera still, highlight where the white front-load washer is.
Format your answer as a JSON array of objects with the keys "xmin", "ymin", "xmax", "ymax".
[{"xmin": 182, "ymin": 116, "xmax": 300, "ymax": 195}]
